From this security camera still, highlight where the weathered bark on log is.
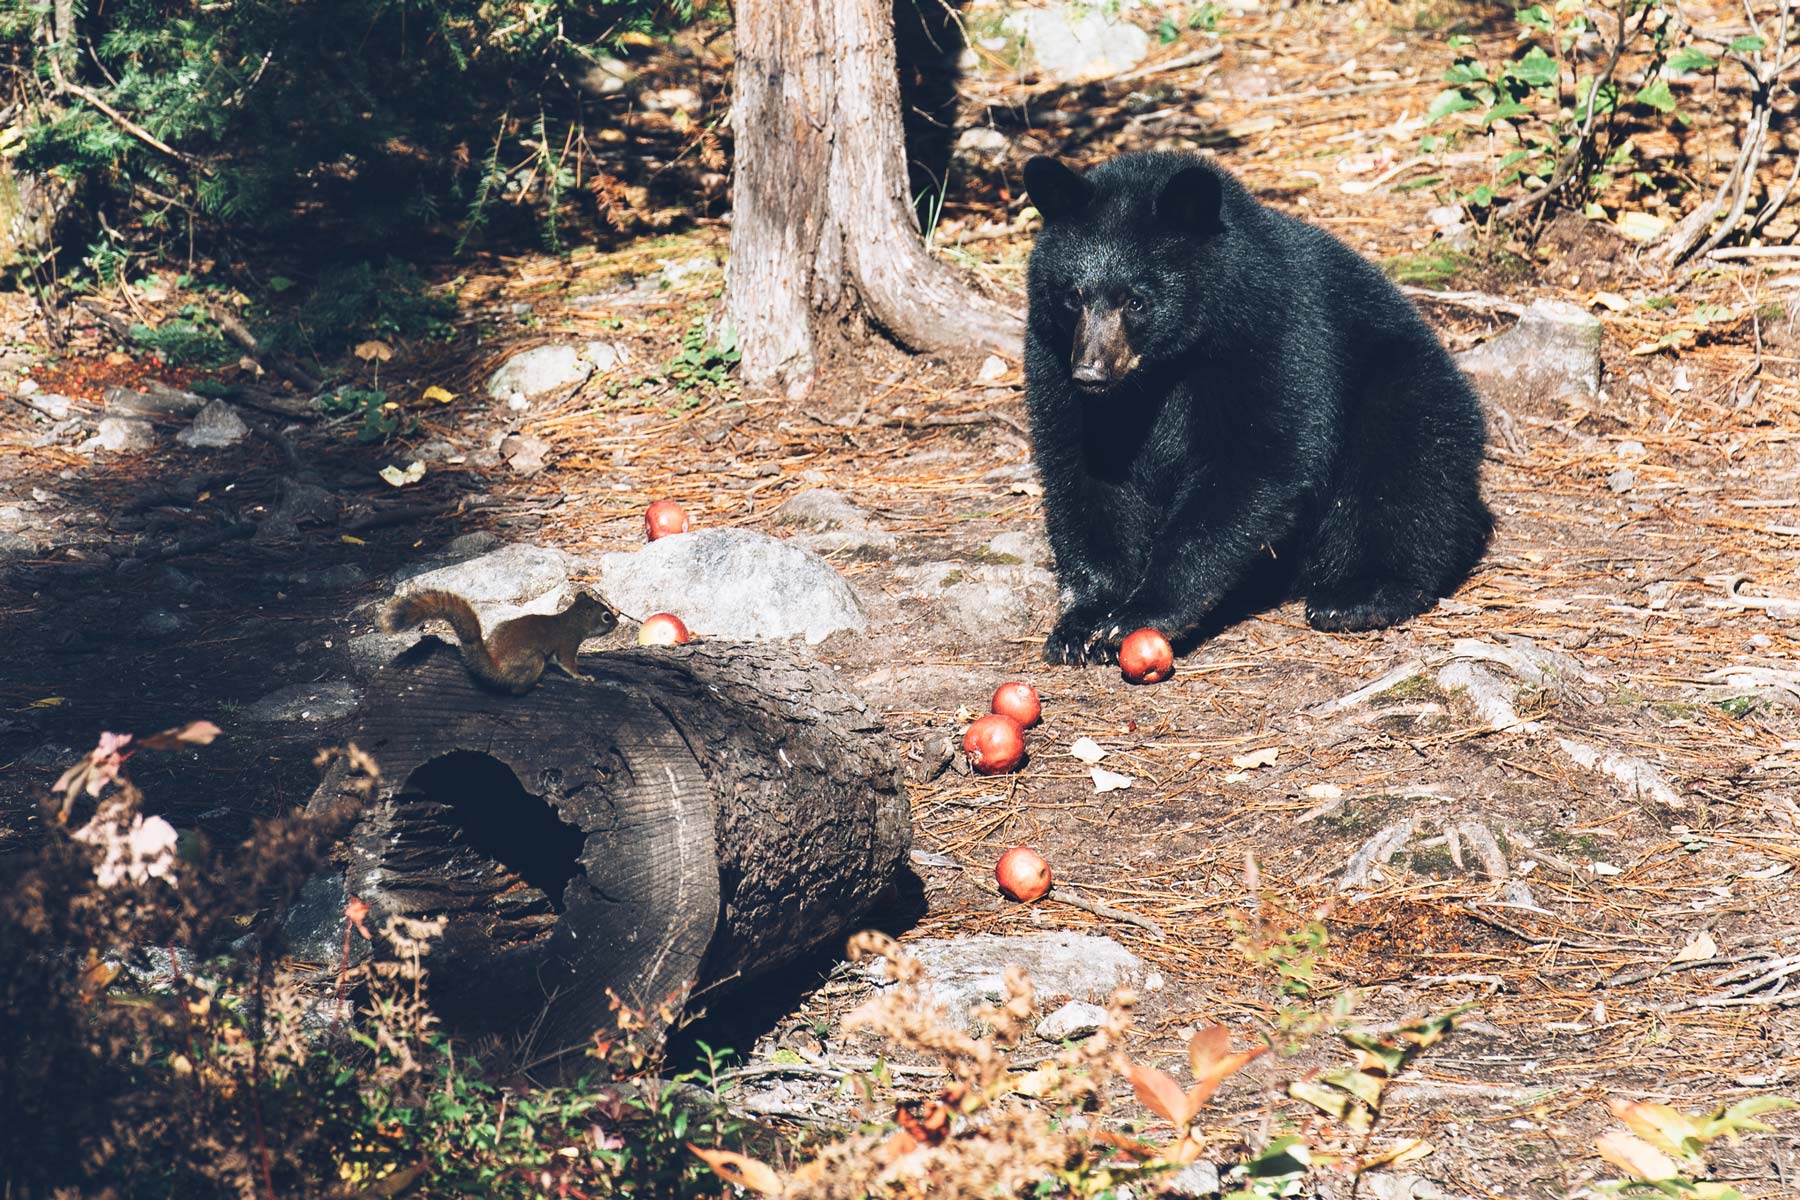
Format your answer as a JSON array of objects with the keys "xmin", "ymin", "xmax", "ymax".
[
  {"xmin": 722, "ymin": 0, "xmax": 1024, "ymax": 387},
  {"xmin": 308, "ymin": 638, "xmax": 910, "ymax": 1064}
]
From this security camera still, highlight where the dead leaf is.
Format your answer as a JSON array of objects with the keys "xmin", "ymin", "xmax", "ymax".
[
  {"xmin": 1594, "ymin": 1129, "xmax": 1680, "ymax": 1181},
  {"xmin": 421, "ymin": 385, "xmax": 456, "ymax": 404},
  {"xmin": 688, "ymin": 1145, "xmax": 783, "ymax": 1195},
  {"xmin": 354, "ymin": 340, "xmax": 394, "ymax": 363},
  {"xmin": 1589, "ymin": 291, "xmax": 1631, "ymax": 312},
  {"xmin": 1185, "ymin": 1025, "xmax": 1267, "ymax": 1107},
  {"xmin": 1231, "ymin": 747, "xmax": 1279, "ymax": 770},
  {"xmin": 1127, "ymin": 1062, "xmax": 1193, "ymax": 1126},
  {"xmin": 1671, "ymin": 929, "xmax": 1717, "ymax": 964},
  {"xmin": 379, "ymin": 462, "xmax": 425, "ymax": 488},
  {"xmin": 1608, "ymin": 1098, "xmax": 1705, "ymax": 1162},
  {"xmin": 1091, "ymin": 767, "xmax": 1135, "ymax": 793},
  {"xmin": 1069, "ymin": 737, "xmax": 1107, "ymax": 764},
  {"xmin": 1616, "ymin": 212, "xmax": 1670, "ymax": 242}
]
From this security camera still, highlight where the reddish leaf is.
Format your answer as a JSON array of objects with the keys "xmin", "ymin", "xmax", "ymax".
[
  {"xmin": 1128, "ymin": 1062, "xmax": 1193, "ymax": 1126},
  {"xmin": 688, "ymin": 1145, "xmax": 782, "ymax": 1195},
  {"xmin": 895, "ymin": 1099, "xmax": 951, "ymax": 1146},
  {"xmin": 1091, "ymin": 1129, "xmax": 1160, "ymax": 1160},
  {"xmin": 1185, "ymin": 1024, "xmax": 1267, "ymax": 1108}
]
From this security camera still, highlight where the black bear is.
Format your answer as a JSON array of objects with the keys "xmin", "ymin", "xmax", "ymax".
[{"xmin": 1020, "ymin": 151, "xmax": 1492, "ymax": 665}]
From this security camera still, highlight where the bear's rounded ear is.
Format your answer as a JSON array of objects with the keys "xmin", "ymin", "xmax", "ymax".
[
  {"xmin": 1024, "ymin": 156, "xmax": 1091, "ymax": 222},
  {"xmin": 1157, "ymin": 166, "xmax": 1224, "ymax": 237}
]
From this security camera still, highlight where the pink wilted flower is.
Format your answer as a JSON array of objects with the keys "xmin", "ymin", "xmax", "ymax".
[{"xmin": 72, "ymin": 806, "xmax": 180, "ymax": 889}]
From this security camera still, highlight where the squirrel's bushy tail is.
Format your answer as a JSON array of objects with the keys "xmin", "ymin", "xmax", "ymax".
[{"xmin": 380, "ymin": 590, "xmax": 484, "ymax": 646}]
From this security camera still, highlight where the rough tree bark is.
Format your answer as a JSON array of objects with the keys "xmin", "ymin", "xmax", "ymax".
[
  {"xmin": 723, "ymin": 0, "xmax": 1024, "ymax": 388},
  {"xmin": 307, "ymin": 638, "xmax": 910, "ymax": 1067}
]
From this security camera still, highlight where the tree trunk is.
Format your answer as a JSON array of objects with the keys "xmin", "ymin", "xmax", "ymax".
[
  {"xmin": 723, "ymin": 0, "xmax": 1024, "ymax": 388},
  {"xmin": 308, "ymin": 638, "xmax": 910, "ymax": 1067}
]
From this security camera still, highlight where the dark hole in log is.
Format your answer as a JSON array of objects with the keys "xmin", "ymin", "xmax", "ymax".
[{"xmin": 403, "ymin": 751, "xmax": 585, "ymax": 914}]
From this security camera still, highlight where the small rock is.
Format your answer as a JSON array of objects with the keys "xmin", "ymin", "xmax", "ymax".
[
  {"xmin": 26, "ymin": 391, "xmax": 73, "ymax": 421},
  {"xmin": 655, "ymin": 257, "xmax": 716, "ymax": 290},
  {"xmin": 0, "ymin": 504, "xmax": 28, "ymax": 530},
  {"xmin": 1035, "ymin": 1000, "xmax": 1109, "ymax": 1042},
  {"xmin": 105, "ymin": 381, "xmax": 206, "ymax": 418},
  {"xmin": 1008, "ymin": 4, "xmax": 1151, "ymax": 83},
  {"xmin": 773, "ymin": 488, "xmax": 898, "ymax": 555},
  {"xmin": 1160, "ymin": 1161, "xmax": 1222, "ymax": 1199},
  {"xmin": 175, "ymin": 399, "xmax": 250, "ymax": 449},
  {"xmin": 1616, "ymin": 439, "xmax": 1647, "ymax": 458},
  {"xmin": 1606, "ymin": 467, "xmax": 1636, "ymax": 494},
  {"xmin": 599, "ymin": 529, "xmax": 867, "ymax": 644},
  {"xmin": 485, "ymin": 344, "xmax": 592, "ymax": 399},
  {"xmin": 500, "ymin": 432, "xmax": 551, "ymax": 477},
  {"xmin": 1455, "ymin": 300, "xmax": 1602, "ymax": 418},
  {"xmin": 584, "ymin": 340, "xmax": 631, "ymax": 373},
  {"xmin": 242, "ymin": 681, "xmax": 363, "ymax": 725},
  {"xmin": 581, "ymin": 56, "xmax": 634, "ymax": 95},
  {"xmin": 977, "ymin": 354, "xmax": 1009, "ymax": 383},
  {"xmin": 864, "ymin": 932, "xmax": 1143, "ymax": 1019},
  {"xmin": 78, "ymin": 416, "xmax": 156, "ymax": 455},
  {"xmin": 273, "ymin": 871, "xmax": 366, "ymax": 968},
  {"xmin": 255, "ymin": 477, "xmax": 338, "ymax": 542},
  {"xmin": 956, "ymin": 127, "xmax": 1010, "ymax": 158},
  {"xmin": 1361, "ymin": 1174, "xmax": 1452, "ymax": 1200},
  {"xmin": 1426, "ymin": 204, "xmax": 1464, "ymax": 228},
  {"xmin": 642, "ymin": 86, "xmax": 700, "ymax": 112},
  {"xmin": 136, "ymin": 609, "xmax": 193, "ymax": 640},
  {"xmin": 0, "ymin": 531, "xmax": 35, "ymax": 559},
  {"xmin": 17, "ymin": 377, "xmax": 38, "ymax": 396}
]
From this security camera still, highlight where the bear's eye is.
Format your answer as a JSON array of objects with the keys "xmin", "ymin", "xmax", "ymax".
[{"xmin": 1126, "ymin": 296, "xmax": 1146, "ymax": 314}]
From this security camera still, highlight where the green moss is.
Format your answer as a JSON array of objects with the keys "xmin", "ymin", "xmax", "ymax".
[{"xmin": 1380, "ymin": 250, "xmax": 1475, "ymax": 287}]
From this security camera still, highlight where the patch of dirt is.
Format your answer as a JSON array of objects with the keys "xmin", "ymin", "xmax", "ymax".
[{"xmin": 5, "ymin": 1, "xmax": 1800, "ymax": 1194}]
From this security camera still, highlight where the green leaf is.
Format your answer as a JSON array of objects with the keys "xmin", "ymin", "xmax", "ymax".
[
  {"xmin": 1668, "ymin": 47, "xmax": 1719, "ymax": 72},
  {"xmin": 1466, "ymin": 184, "xmax": 1496, "ymax": 207},
  {"xmin": 1516, "ymin": 4, "xmax": 1552, "ymax": 29},
  {"xmin": 1728, "ymin": 34, "xmax": 1766, "ymax": 52},
  {"xmin": 1427, "ymin": 89, "xmax": 1481, "ymax": 122},
  {"xmin": 1157, "ymin": 17, "xmax": 1179, "ymax": 43},
  {"xmin": 1635, "ymin": 79, "xmax": 1676, "ymax": 112},
  {"xmin": 1507, "ymin": 46, "xmax": 1560, "ymax": 88},
  {"xmin": 1484, "ymin": 101, "xmax": 1531, "ymax": 125}
]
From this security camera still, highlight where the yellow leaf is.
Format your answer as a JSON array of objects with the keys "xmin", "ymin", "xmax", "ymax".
[
  {"xmin": 28, "ymin": 696, "xmax": 66, "ymax": 709},
  {"xmin": 1616, "ymin": 212, "xmax": 1670, "ymax": 242},
  {"xmin": 378, "ymin": 462, "xmax": 426, "ymax": 488},
  {"xmin": 354, "ymin": 340, "xmax": 394, "ymax": 363},
  {"xmin": 687, "ymin": 1146, "xmax": 782, "ymax": 1195},
  {"xmin": 617, "ymin": 30, "xmax": 656, "ymax": 46},
  {"xmin": 1609, "ymin": 1098, "xmax": 1705, "ymax": 1161},
  {"xmin": 196, "ymin": 491, "xmax": 212, "ymax": 502},
  {"xmin": 422, "ymin": 385, "xmax": 456, "ymax": 404},
  {"xmin": 1595, "ymin": 1129, "xmax": 1681, "ymax": 1181},
  {"xmin": 1362, "ymin": 1138, "xmax": 1434, "ymax": 1169},
  {"xmin": 341, "ymin": 534, "xmax": 367, "ymax": 546}
]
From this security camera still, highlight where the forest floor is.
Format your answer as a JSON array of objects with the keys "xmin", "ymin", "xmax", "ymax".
[{"xmin": 4, "ymin": 1, "xmax": 1800, "ymax": 1196}]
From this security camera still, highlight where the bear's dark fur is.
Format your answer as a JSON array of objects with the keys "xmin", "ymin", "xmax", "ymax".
[{"xmin": 1021, "ymin": 151, "xmax": 1492, "ymax": 665}]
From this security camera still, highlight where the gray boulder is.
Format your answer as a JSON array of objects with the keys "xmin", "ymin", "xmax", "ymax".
[
  {"xmin": 1455, "ymin": 300, "xmax": 1602, "ymax": 417},
  {"xmin": 599, "ymin": 528, "xmax": 867, "ymax": 644},
  {"xmin": 176, "ymin": 399, "xmax": 250, "ymax": 449},
  {"xmin": 865, "ymin": 932, "xmax": 1143, "ymax": 1018},
  {"xmin": 393, "ymin": 542, "xmax": 583, "ymax": 612}
]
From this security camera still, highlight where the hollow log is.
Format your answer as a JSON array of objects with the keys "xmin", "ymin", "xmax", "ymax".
[{"xmin": 307, "ymin": 637, "xmax": 910, "ymax": 1064}]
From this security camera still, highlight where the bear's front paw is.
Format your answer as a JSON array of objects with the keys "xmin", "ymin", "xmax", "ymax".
[{"xmin": 1043, "ymin": 608, "xmax": 1114, "ymax": 666}]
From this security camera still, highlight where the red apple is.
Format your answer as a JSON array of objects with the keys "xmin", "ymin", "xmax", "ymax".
[
  {"xmin": 991, "ymin": 682, "xmax": 1042, "ymax": 729},
  {"xmin": 637, "ymin": 612, "xmax": 691, "ymax": 646},
  {"xmin": 644, "ymin": 499, "xmax": 690, "ymax": 541},
  {"xmin": 1118, "ymin": 628, "xmax": 1174, "ymax": 684},
  {"xmin": 995, "ymin": 847, "xmax": 1052, "ymax": 902},
  {"xmin": 963, "ymin": 713, "xmax": 1026, "ymax": 775}
]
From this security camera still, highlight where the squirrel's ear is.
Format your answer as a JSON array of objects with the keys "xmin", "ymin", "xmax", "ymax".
[
  {"xmin": 1024, "ymin": 156, "xmax": 1091, "ymax": 222},
  {"xmin": 1156, "ymin": 166, "xmax": 1224, "ymax": 238}
]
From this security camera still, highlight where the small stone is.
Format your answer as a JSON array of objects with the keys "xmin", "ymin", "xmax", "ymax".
[
  {"xmin": 175, "ymin": 399, "xmax": 250, "ymax": 449},
  {"xmin": 443, "ymin": 531, "xmax": 503, "ymax": 560},
  {"xmin": 500, "ymin": 432, "xmax": 551, "ymax": 477},
  {"xmin": 485, "ymin": 344, "xmax": 592, "ymax": 399},
  {"xmin": 136, "ymin": 609, "xmax": 193, "ymax": 639},
  {"xmin": 584, "ymin": 340, "xmax": 631, "ymax": 373},
  {"xmin": 1010, "ymin": 4, "xmax": 1151, "ymax": 82},
  {"xmin": 17, "ymin": 378, "xmax": 38, "ymax": 396},
  {"xmin": 242, "ymin": 681, "xmax": 362, "ymax": 725},
  {"xmin": 977, "ymin": 354, "xmax": 1008, "ymax": 383},
  {"xmin": 862, "ymin": 932, "xmax": 1142, "ymax": 1019},
  {"xmin": 78, "ymin": 417, "xmax": 156, "ymax": 455},
  {"xmin": 1606, "ymin": 468, "xmax": 1636, "ymax": 494},
  {"xmin": 1427, "ymin": 204, "xmax": 1463, "ymax": 228},
  {"xmin": 1615, "ymin": 440, "xmax": 1646, "ymax": 458},
  {"xmin": 1455, "ymin": 300, "xmax": 1602, "ymax": 418},
  {"xmin": 956, "ymin": 127, "xmax": 1010, "ymax": 158},
  {"xmin": 1035, "ymin": 1001, "xmax": 1109, "ymax": 1043},
  {"xmin": 26, "ymin": 391, "xmax": 72, "ymax": 421},
  {"xmin": 581, "ymin": 57, "xmax": 634, "ymax": 95},
  {"xmin": 1159, "ymin": 1161, "xmax": 1222, "ymax": 1199}
]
